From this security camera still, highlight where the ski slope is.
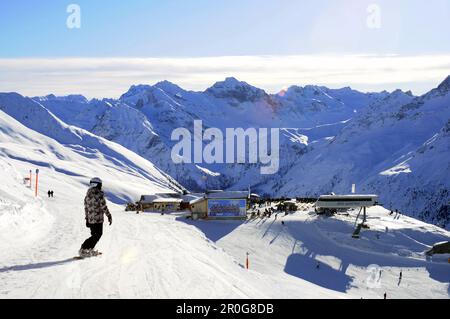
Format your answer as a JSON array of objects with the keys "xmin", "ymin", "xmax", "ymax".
[
  {"xmin": 0, "ymin": 110, "xmax": 341, "ymax": 298},
  {"xmin": 211, "ymin": 207, "xmax": 450, "ymax": 299},
  {"xmin": 0, "ymin": 110, "xmax": 449, "ymax": 299},
  {"xmin": 0, "ymin": 168, "xmax": 341, "ymax": 298},
  {"xmin": 0, "ymin": 161, "xmax": 341, "ymax": 298}
]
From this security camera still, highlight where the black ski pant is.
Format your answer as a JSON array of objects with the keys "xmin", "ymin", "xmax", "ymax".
[{"xmin": 81, "ymin": 223, "xmax": 103, "ymax": 250}]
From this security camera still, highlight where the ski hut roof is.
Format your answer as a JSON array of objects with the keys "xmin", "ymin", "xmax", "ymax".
[
  {"xmin": 190, "ymin": 197, "xmax": 206, "ymax": 205},
  {"xmin": 206, "ymin": 191, "xmax": 249, "ymax": 199},
  {"xmin": 153, "ymin": 198, "xmax": 183, "ymax": 203},
  {"xmin": 140, "ymin": 195, "xmax": 159, "ymax": 203},
  {"xmin": 181, "ymin": 193, "xmax": 204, "ymax": 203},
  {"xmin": 140, "ymin": 192, "xmax": 184, "ymax": 203}
]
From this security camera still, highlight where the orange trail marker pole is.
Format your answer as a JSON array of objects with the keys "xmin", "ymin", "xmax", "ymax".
[
  {"xmin": 246, "ymin": 252, "xmax": 249, "ymax": 270},
  {"xmin": 35, "ymin": 169, "xmax": 39, "ymax": 197}
]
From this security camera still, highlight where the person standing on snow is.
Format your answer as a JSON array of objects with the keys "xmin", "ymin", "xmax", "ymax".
[{"xmin": 79, "ymin": 177, "xmax": 112, "ymax": 257}]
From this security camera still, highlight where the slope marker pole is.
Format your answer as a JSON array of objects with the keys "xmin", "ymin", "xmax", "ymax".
[
  {"xmin": 246, "ymin": 252, "xmax": 249, "ymax": 270},
  {"xmin": 35, "ymin": 169, "xmax": 39, "ymax": 197}
]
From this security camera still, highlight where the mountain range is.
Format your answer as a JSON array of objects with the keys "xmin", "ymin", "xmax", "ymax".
[{"xmin": 0, "ymin": 75, "xmax": 449, "ymax": 229}]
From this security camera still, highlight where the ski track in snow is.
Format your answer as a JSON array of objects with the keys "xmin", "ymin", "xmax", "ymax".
[{"xmin": 1, "ymin": 189, "xmax": 449, "ymax": 298}]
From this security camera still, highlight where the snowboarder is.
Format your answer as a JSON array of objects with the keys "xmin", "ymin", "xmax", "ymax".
[{"xmin": 79, "ymin": 177, "xmax": 112, "ymax": 258}]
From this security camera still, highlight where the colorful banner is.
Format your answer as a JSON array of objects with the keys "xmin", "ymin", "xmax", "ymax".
[{"xmin": 207, "ymin": 199, "xmax": 247, "ymax": 217}]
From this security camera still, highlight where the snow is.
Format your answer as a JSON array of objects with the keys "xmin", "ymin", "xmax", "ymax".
[
  {"xmin": 0, "ymin": 109, "xmax": 336, "ymax": 298},
  {"xmin": 2, "ymin": 74, "xmax": 448, "ymax": 228},
  {"xmin": 0, "ymin": 108, "xmax": 448, "ymax": 298},
  {"xmin": 0, "ymin": 73, "xmax": 449, "ymax": 298},
  {"xmin": 210, "ymin": 205, "xmax": 450, "ymax": 299},
  {"xmin": 0, "ymin": 110, "xmax": 446, "ymax": 299},
  {"xmin": 380, "ymin": 161, "xmax": 412, "ymax": 176},
  {"xmin": 196, "ymin": 165, "xmax": 221, "ymax": 177}
]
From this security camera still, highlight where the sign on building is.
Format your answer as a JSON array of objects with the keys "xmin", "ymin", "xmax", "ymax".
[{"xmin": 207, "ymin": 199, "xmax": 247, "ymax": 218}]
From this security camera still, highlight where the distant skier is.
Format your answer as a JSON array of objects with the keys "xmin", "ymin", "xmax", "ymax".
[
  {"xmin": 384, "ymin": 292, "xmax": 387, "ymax": 299},
  {"xmin": 47, "ymin": 190, "xmax": 51, "ymax": 198},
  {"xmin": 50, "ymin": 190, "xmax": 54, "ymax": 198},
  {"xmin": 79, "ymin": 177, "xmax": 112, "ymax": 257}
]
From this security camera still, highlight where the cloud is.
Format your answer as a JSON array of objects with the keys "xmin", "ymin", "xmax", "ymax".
[{"xmin": 0, "ymin": 55, "xmax": 449, "ymax": 98}]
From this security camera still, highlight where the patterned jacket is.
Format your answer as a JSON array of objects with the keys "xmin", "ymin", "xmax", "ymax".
[{"xmin": 84, "ymin": 187, "xmax": 112, "ymax": 224}]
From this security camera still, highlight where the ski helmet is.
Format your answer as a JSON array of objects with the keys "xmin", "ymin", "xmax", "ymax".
[{"xmin": 89, "ymin": 177, "xmax": 102, "ymax": 188}]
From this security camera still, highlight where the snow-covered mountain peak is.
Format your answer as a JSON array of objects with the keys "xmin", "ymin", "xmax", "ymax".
[
  {"xmin": 154, "ymin": 80, "xmax": 184, "ymax": 94},
  {"xmin": 0, "ymin": 92, "xmax": 23, "ymax": 101},
  {"xmin": 216, "ymin": 76, "xmax": 242, "ymax": 87},
  {"xmin": 377, "ymin": 89, "xmax": 415, "ymax": 107},
  {"xmin": 34, "ymin": 94, "xmax": 89, "ymax": 103},
  {"xmin": 421, "ymin": 74, "xmax": 450, "ymax": 99},
  {"xmin": 206, "ymin": 77, "xmax": 268, "ymax": 102},
  {"xmin": 390, "ymin": 89, "xmax": 414, "ymax": 97},
  {"xmin": 437, "ymin": 75, "xmax": 450, "ymax": 94},
  {"xmin": 119, "ymin": 84, "xmax": 176, "ymax": 109},
  {"xmin": 281, "ymin": 85, "xmax": 330, "ymax": 100},
  {"xmin": 1, "ymin": 76, "xmax": 449, "ymax": 230},
  {"xmin": 120, "ymin": 84, "xmax": 152, "ymax": 100}
]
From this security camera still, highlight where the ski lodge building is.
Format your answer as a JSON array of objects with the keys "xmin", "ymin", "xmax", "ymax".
[
  {"xmin": 190, "ymin": 190, "xmax": 249, "ymax": 220},
  {"xmin": 137, "ymin": 190, "xmax": 249, "ymax": 220},
  {"xmin": 138, "ymin": 193, "xmax": 188, "ymax": 212}
]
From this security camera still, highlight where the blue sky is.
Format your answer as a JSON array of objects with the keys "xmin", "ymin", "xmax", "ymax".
[
  {"xmin": 0, "ymin": 0, "xmax": 449, "ymax": 97},
  {"xmin": 1, "ymin": 0, "xmax": 450, "ymax": 57}
]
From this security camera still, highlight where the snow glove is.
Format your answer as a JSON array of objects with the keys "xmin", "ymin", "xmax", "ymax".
[{"xmin": 108, "ymin": 215, "xmax": 112, "ymax": 226}]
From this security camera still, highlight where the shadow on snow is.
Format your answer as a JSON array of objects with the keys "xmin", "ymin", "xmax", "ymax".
[
  {"xmin": 0, "ymin": 258, "xmax": 77, "ymax": 273},
  {"xmin": 282, "ymin": 217, "xmax": 450, "ymax": 293},
  {"xmin": 177, "ymin": 217, "xmax": 243, "ymax": 242}
]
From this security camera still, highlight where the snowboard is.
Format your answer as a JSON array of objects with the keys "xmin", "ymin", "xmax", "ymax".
[{"xmin": 74, "ymin": 251, "xmax": 102, "ymax": 260}]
